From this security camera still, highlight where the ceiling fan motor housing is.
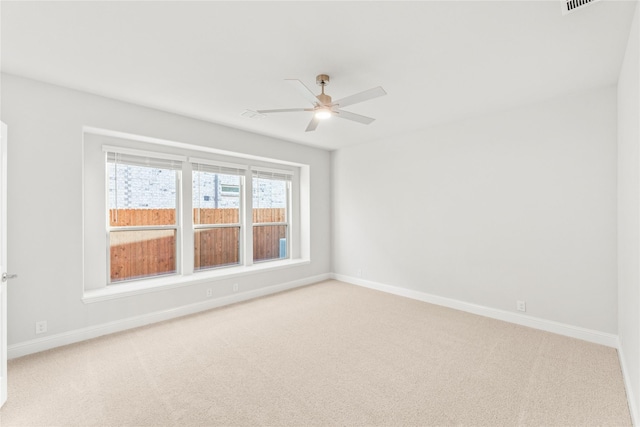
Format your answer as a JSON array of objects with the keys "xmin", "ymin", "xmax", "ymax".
[{"xmin": 317, "ymin": 93, "xmax": 332, "ymax": 105}]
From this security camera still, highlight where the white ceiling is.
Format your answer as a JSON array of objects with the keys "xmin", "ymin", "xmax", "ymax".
[{"xmin": 1, "ymin": 1, "xmax": 636, "ymax": 151}]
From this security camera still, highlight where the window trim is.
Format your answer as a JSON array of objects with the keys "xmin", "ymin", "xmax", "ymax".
[
  {"xmin": 82, "ymin": 258, "xmax": 311, "ymax": 303},
  {"xmin": 82, "ymin": 127, "xmax": 310, "ymax": 301}
]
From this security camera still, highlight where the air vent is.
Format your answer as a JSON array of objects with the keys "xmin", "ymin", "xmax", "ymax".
[{"xmin": 562, "ymin": 0, "xmax": 601, "ymax": 15}]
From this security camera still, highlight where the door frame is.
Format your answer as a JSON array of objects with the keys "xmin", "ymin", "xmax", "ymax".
[{"xmin": 1, "ymin": 121, "xmax": 8, "ymax": 408}]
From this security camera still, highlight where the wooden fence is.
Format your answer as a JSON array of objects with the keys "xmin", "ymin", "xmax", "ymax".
[
  {"xmin": 109, "ymin": 208, "xmax": 285, "ymax": 226},
  {"xmin": 110, "ymin": 208, "xmax": 286, "ymax": 282}
]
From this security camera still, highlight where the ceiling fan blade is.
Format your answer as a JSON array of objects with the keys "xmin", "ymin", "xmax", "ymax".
[
  {"xmin": 332, "ymin": 86, "xmax": 386, "ymax": 108},
  {"xmin": 286, "ymin": 79, "xmax": 324, "ymax": 106},
  {"xmin": 257, "ymin": 108, "xmax": 312, "ymax": 113},
  {"xmin": 305, "ymin": 116, "xmax": 320, "ymax": 132},
  {"xmin": 335, "ymin": 109, "xmax": 375, "ymax": 125}
]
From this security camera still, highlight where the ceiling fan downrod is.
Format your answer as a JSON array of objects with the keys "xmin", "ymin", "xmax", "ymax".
[{"xmin": 316, "ymin": 74, "xmax": 332, "ymax": 105}]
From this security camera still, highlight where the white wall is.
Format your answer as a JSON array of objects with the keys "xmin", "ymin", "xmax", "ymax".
[
  {"xmin": 618, "ymin": 2, "xmax": 640, "ymax": 422},
  {"xmin": 333, "ymin": 86, "xmax": 618, "ymax": 334},
  {"xmin": 0, "ymin": 73, "xmax": 331, "ymax": 347}
]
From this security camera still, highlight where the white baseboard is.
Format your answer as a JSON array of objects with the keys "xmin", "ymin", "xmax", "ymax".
[
  {"xmin": 7, "ymin": 272, "xmax": 635, "ymax": 423},
  {"xmin": 332, "ymin": 273, "xmax": 619, "ymax": 348},
  {"xmin": 618, "ymin": 340, "xmax": 639, "ymax": 426},
  {"xmin": 8, "ymin": 273, "xmax": 331, "ymax": 359}
]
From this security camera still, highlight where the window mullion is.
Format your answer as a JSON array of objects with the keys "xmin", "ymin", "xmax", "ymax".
[
  {"xmin": 244, "ymin": 169, "xmax": 253, "ymax": 267},
  {"xmin": 182, "ymin": 162, "xmax": 194, "ymax": 276}
]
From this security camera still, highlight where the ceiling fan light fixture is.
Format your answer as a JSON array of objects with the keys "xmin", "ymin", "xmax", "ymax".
[
  {"xmin": 315, "ymin": 108, "xmax": 332, "ymax": 120},
  {"xmin": 255, "ymin": 74, "xmax": 386, "ymax": 132}
]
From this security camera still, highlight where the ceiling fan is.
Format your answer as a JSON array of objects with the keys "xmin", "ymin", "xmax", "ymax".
[{"xmin": 257, "ymin": 74, "xmax": 386, "ymax": 132}]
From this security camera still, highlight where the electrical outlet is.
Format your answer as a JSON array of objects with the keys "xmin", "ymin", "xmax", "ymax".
[
  {"xmin": 206, "ymin": 288, "xmax": 213, "ymax": 298},
  {"xmin": 357, "ymin": 269, "xmax": 362, "ymax": 277},
  {"xmin": 516, "ymin": 300, "xmax": 526, "ymax": 312},
  {"xmin": 35, "ymin": 320, "xmax": 47, "ymax": 334},
  {"xmin": 233, "ymin": 283, "xmax": 239, "ymax": 292}
]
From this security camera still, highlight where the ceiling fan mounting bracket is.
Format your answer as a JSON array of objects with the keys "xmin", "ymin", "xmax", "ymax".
[{"xmin": 316, "ymin": 74, "xmax": 330, "ymax": 87}]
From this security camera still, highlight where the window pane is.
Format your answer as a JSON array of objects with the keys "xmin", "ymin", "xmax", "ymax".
[
  {"xmin": 194, "ymin": 227, "xmax": 240, "ymax": 270},
  {"xmin": 108, "ymin": 163, "xmax": 177, "ymax": 226},
  {"xmin": 110, "ymin": 229, "xmax": 177, "ymax": 282},
  {"xmin": 253, "ymin": 208, "xmax": 286, "ymax": 223},
  {"xmin": 252, "ymin": 176, "xmax": 287, "ymax": 208},
  {"xmin": 253, "ymin": 225, "xmax": 287, "ymax": 262},
  {"xmin": 193, "ymin": 171, "xmax": 240, "ymax": 225},
  {"xmin": 252, "ymin": 177, "xmax": 287, "ymax": 224}
]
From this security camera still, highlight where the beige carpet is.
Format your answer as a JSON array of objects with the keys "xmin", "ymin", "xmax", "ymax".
[{"xmin": 0, "ymin": 280, "xmax": 631, "ymax": 426}]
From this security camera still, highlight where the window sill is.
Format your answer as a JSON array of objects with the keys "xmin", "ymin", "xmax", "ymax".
[{"xmin": 82, "ymin": 258, "xmax": 310, "ymax": 304}]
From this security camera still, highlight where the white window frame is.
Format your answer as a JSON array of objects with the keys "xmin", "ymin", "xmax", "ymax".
[
  {"xmin": 104, "ymin": 147, "xmax": 185, "ymax": 284},
  {"xmin": 82, "ymin": 128, "xmax": 310, "ymax": 303},
  {"xmin": 191, "ymin": 159, "xmax": 247, "ymax": 272},
  {"xmin": 251, "ymin": 167, "xmax": 293, "ymax": 263}
]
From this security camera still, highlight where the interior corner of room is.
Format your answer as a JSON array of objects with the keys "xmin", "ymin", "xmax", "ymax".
[{"xmin": 0, "ymin": 0, "xmax": 639, "ymax": 425}]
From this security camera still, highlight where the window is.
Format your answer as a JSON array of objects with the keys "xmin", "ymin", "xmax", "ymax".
[
  {"xmin": 252, "ymin": 169, "xmax": 291, "ymax": 262},
  {"xmin": 83, "ymin": 130, "xmax": 309, "ymax": 298},
  {"xmin": 192, "ymin": 161, "xmax": 245, "ymax": 271},
  {"xmin": 106, "ymin": 150, "xmax": 182, "ymax": 283},
  {"xmin": 105, "ymin": 148, "xmax": 295, "ymax": 282}
]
